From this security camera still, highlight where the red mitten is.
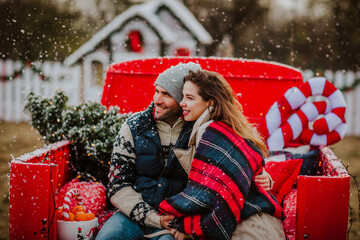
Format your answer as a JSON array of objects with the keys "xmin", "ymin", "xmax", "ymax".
[{"xmin": 265, "ymin": 159, "xmax": 302, "ymax": 203}]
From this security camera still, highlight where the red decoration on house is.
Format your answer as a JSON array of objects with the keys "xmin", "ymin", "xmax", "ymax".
[
  {"xmin": 174, "ymin": 48, "xmax": 190, "ymax": 56},
  {"xmin": 128, "ymin": 31, "xmax": 143, "ymax": 53}
]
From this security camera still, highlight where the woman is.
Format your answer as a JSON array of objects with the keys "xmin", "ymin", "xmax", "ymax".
[{"xmin": 159, "ymin": 70, "xmax": 285, "ymax": 240}]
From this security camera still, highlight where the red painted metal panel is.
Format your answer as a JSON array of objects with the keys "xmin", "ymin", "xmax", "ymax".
[
  {"xmin": 9, "ymin": 141, "xmax": 72, "ymax": 239},
  {"xmin": 9, "ymin": 161, "xmax": 52, "ymax": 239},
  {"xmin": 296, "ymin": 176, "xmax": 350, "ymax": 240},
  {"xmin": 101, "ymin": 57, "xmax": 303, "ymax": 126}
]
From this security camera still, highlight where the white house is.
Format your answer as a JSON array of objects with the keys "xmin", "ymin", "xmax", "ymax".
[{"xmin": 64, "ymin": 0, "xmax": 213, "ymax": 102}]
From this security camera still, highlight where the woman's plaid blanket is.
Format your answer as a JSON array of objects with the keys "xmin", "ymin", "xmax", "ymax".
[{"xmin": 159, "ymin": 121, "xmax": 283, "ymax": 240}]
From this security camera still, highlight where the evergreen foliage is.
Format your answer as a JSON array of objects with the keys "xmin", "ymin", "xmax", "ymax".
[{"xmin": 24, "ymin": 91, "xmax": 129, "ymax": 185}]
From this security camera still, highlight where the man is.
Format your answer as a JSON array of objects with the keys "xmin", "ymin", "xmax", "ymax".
[
  {"xmin": 96, "ymin": 62, "xmax": 272, "ymax": 240},
  {"xmin": 96, "ymin": 62, "xmax": 201, "ymax": 240}
]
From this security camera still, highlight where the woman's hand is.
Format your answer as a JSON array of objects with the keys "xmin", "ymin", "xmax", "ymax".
[
  {"xmin": 161, "ymin": 215, "xmax": 192, "ymax": 239},
  {"xmin": 254, "ymin": 170, "xmax": 272, "ymax": 191},
  {"xmin": 160, "ymin": 214, "xmax": 175, "ymax": 229}
]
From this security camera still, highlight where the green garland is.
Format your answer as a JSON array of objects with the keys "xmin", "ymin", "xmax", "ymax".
[
  {"xmin": 339, "ymin": 78, "xmax": 360, "ymax": 92},
  {"xmin": 1, "ymin": 61, "xmax": 50, "ymax": 81},
  {"xmin": 24, "ymin": 90, "xmax": 129, "ymax": 185}
]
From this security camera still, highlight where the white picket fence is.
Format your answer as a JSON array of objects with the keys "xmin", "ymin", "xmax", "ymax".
[
  {"xmin": 1, "ymin": 59, "xmax": 360, "ymax": 136},
  {"xmin": 0, "ymin": 60, "xmax": 81, "ymax": 122}
]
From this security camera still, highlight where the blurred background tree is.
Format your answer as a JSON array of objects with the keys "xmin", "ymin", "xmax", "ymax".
[
  {"xmin": 183, "ymin": 0, "xmax": 268, "ymax": 57},
  {"xmin": 0, "ymin": 0, "xmax": 82, "ymax": 61},
  {"xmin": 326, "ymin": 0, "xmax": 360, "ymax": 70},
  {"xmin": 259, "ymin": 0, "xmax": 360, "ymax": 70},
  {"xmin": 0, "ymin": 0, "xmax": 133, "ymax": 61},
  {"xmin": 0, "ymin": 0, "xmax": 359, "ymax": 70},
  {"xmin": 185, "ymin": 0, "xmax": 359, "ymax": 70}
]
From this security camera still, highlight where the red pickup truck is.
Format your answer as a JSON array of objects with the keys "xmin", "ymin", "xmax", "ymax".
[{"xmin": 9, "ymin": 57, "xmax": 350, "ymax": 240}]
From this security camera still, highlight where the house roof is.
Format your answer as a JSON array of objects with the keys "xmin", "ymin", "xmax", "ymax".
[{"xmin": 64, "ymin": 0, "xmax": 213, "ymax": 66}]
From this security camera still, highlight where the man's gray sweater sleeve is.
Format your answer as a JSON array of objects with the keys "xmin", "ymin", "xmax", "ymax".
[{"xmin": 108, "ymin": 122, "xmax": 161, "ymax": 228}]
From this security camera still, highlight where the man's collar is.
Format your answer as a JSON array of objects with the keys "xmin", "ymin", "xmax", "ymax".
[{"xmin": 156, "ymin": 117, "xmax": 184, "ymax": 129}]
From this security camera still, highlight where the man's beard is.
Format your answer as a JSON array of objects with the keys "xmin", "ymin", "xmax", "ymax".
[{"xmin": 154, "ymin": 104, "xmax": 182, "ymax": 125}]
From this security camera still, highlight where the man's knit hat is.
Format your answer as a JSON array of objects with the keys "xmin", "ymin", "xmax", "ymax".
[{"xmin": 154, "ymin": 62, "xmax": 202, "ymax": 104}]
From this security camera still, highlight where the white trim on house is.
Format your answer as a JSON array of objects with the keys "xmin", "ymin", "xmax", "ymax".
[
  {"xmin": 158, "ymin": 0, "xmax": 212, "ymax": 43},
  {"xmin": 64, "ymin": 0, "xmax": 212, "ymax": 66}
]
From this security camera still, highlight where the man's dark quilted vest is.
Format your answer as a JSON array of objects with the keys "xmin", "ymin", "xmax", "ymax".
[{"xmin": 127, "ymin": 103, "xmax": 192, "ymax": 209}]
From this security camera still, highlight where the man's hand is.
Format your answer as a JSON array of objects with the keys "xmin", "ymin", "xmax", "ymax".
[
  {"xmin": 173, "ymin": 229, "xmax": 191, "ymax": 240},
  {"xmin": 160, "ymin": 214, "xmax": 175, "ymax": 229},
  {"xmin": 255, "ymin": 170, "xmax": 271, "ymax": 191}
]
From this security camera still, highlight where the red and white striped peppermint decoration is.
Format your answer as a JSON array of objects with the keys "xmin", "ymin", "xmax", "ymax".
[
  {"xmin": 62, "ymin": 188, "xmax": 84, "ymax": 221},
  {"xmin": 257, "ymin": 77, "xmax": 347, "ymax": 150}
]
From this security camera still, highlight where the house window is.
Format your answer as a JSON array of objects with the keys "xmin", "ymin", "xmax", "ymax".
[
  {"xmin": 174, "ymin": 48, "xmax": 190, "ymax": 56},
  {"xmin": 127, "ymin": 30, "xmax": 143, "ymax": 53},
  {"xmin": 91, "ymin": 61, "xmax": 104, "ymax": 86}
]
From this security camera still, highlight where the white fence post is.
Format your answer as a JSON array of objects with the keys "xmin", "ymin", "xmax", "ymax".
[
  {"xmin": 0, "ymin": 60, "xmax": 4, "ymax": 120},
  {"xmin": 355, "ymin": 71, "xmax": 360, "ymax": 136},
  {"xmin": 4, "ymin": 59, "xmax": 14, "ymax": 122}
]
